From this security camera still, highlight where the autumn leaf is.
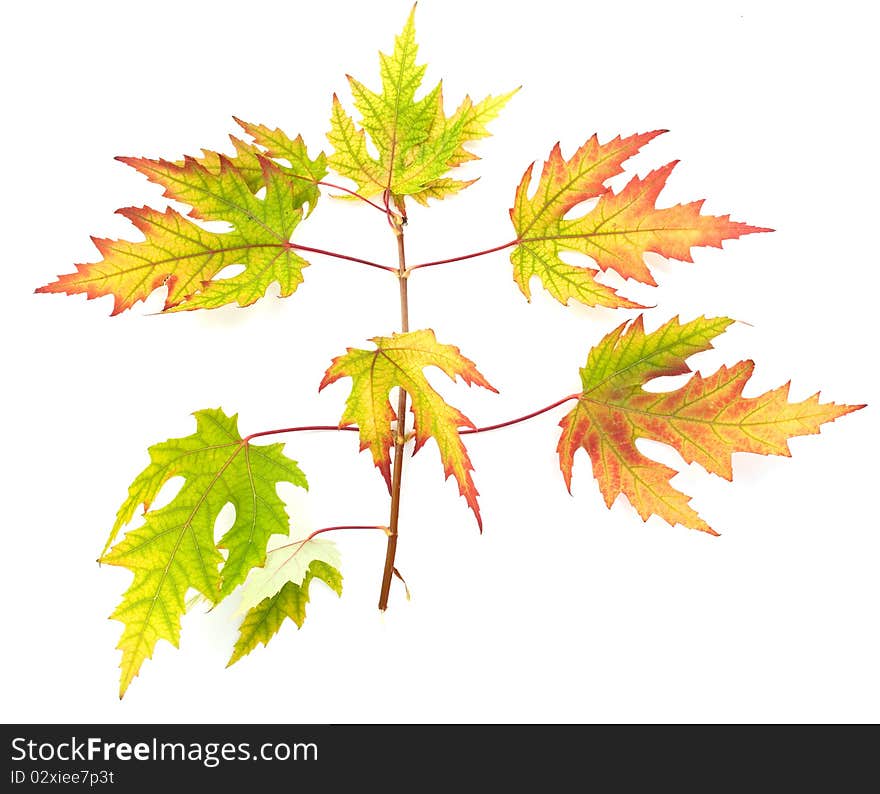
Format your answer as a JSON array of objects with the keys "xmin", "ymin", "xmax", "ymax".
[
  {"xmin": 230, "ymin": 117, "xmax": 328, "ymax": 214},
  {"xmin": 181, "ymin": 135, "xmax": 270, "ymax": 194},
  {"xmin": 319, "ymin": 329, "xmax": 496, "ymax": 528},
  {"xmin": 558, "ymin": 315, "xmax": 863, "ymax": 533},
  {"xmin": 182, "ymin": 121, "xmax": 327, "ymax": 219},
  {"xmin": 509, "ymin": 132, "xmax": 771, "ymax": 309},
  {"xmin": 327, "ymin": 5, "xmax": 516, "ymax": 212},
  {"xmin": 230, "ymin": 538, "xmax": 342, "ymax": 665},
  {"xmin": 37, "ymin": 152, "xmax": 312, "ymax": 314},
  {"xmin": 103, "ymin": 408, "xmax": 307, "ymax": 696}
]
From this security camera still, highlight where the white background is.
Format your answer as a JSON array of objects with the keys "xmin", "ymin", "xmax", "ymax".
[{"xmin": 2, "ymin": 0, "xmax": 877, "ymax": 723}]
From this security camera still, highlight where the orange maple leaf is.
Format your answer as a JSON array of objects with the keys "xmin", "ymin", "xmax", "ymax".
[
  {"xmin": 510, "ymin": 132, "xmax": 771, "ymax": 308},
  {"xmin": 558, "ymin": 315, "xmax": 864, "ymax": 533}
]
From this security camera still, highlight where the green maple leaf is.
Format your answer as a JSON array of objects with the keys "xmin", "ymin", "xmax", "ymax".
[
  {"xmin": 327, "ymin": 5, "xmax": 517, "ymax": 212},
  {"xmin": 191, "ymin": 118, "xmax": 328, "ymax": 216},
  {"xmin": 230, "ymin": 539, "xmax": 343, "ymax": 665},
  {"xmin": 103, "ymin": 408, "xmax": 307, "ymax": 696}
]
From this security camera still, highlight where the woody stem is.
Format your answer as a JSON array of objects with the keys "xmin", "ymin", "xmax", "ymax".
[{"xmin": 378, "ymin": 224, "xmax": 409, "ymax": 611}]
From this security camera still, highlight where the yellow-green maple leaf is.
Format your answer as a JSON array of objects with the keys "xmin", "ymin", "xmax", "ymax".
[
  {"xmin": 558, "ymin": 316, "xmax": 863, "ymax": 533},
  {"xmin": 510, "ymin": 132, "xmax": 771, "ymax": 309},
  {"xmin": 103, "ymin": 408, "xmax": 307, "ymax": 696},
  {"xmin": 319, "ymin": 329, "xmax": 496, "ymax": 528},
  {"xmin": 328, "ymin": 5, "xmax": 516, "ymax": 212},
  {"xmin": 191, "ymin": 118, "xmax": 327, "ymax": 216},
  {"xmin": 38, "ymin": 154, "xmax": 311, "ymax": 314}
]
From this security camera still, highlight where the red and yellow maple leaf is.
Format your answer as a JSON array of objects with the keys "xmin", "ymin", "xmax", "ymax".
[
  {"xmin": 558, "ymin": 315, "xmax": 863, "ymax": 533},
  {"xmin": 319, "ymin": 329, "xmax": 496, "ymax": 528},
  {"xmin": 37, "ymin": 145, "xmax": 320, "ymax": 314},
  {"xmin": 510, "ymin": 132, "xmax": 771, "ymax": 309}
]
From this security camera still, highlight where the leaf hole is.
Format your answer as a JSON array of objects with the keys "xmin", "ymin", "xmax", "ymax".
[
  {"xmin": 194, "ymin": 219, "xmax": 234, "ymax": 235},
  {"xmin": 149, "ymin": 476, "xmax": 184, "ymax": 511},
  {"xmin": 556, "ymin": 248, "xmax": 599, "ymax": 269},
  {"xmin": 211, "ymin": 264, "xmax": 246, "ymax": 281},
  {"xmin": 635, "ymin": 437, "xmax": 686, "ymax": 473},
  {"xmin": 642, "ymin": 373, "xmax": 692, "ymax": 393},
  {"xmin": 214, "ymin": 502, "xmax": 236, "ymax": 549},
  {"xmin": 254, "ymin": 186, "xmax": 267, "ymax": 200},
  {"xmin": 561, "ymin": 196, "xmax": 600, "ymax": 222}
]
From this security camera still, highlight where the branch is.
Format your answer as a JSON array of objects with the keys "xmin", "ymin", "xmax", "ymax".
[{"xmin": 379, "ymin": 218, "xmax": 410, "ymax": 611}]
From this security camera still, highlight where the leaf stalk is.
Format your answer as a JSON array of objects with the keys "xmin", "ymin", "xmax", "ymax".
[
  {"xmin": 271, "ymin": 524, "xmax": 390, "ymax": 552},
  {"xmin": 462, "ymin": 394, "xmax": 581, "ymax": 435}
]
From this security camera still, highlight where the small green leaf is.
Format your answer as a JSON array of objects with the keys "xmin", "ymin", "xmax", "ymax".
[{"xmin": 229, "ymin": 560, "xmax": 343, "ymax": 666}]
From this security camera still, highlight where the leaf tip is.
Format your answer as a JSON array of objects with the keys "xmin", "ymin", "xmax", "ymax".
[
  {"xmin": 831, "ymin": 401, "xmax": 867, "ymax": 419},
  {"xmin": 114, "ymin": 155, "xmax": 143, "ymax": 172},
  {"xmin": 317, "ymin": 373, "xmax": 333, "ymax": 392}
]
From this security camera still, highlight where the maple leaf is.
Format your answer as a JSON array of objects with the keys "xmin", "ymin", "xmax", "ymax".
[
  {"xmin": 509, "ymin": 132, "xmax": 771, "ymax": 309},
  {"xmin": 103, "ymin": 408, "xmax": 307, "ymax": 696},
  {"xmin": 558, "ymin": 315, "xmax": 863, "ymax": 533},
  {"xmin": 37, "ymin": 153, "xmax": 310, "ymax": 314},
  {"xmin": 229, "ymin": 538, "xmax": 342, "ymax": 665},
  {"xmin": 189, "ymin": 118, "xmax": 327, "ymax": 215},
  {"xmin": 327, "ymin": 5, "xmax": 516, "ymax": 212},
  {"xmin": 319, "ymin": 329, "xmax": 497, "ymax": 528}
]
